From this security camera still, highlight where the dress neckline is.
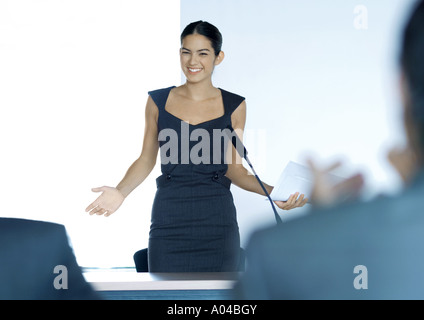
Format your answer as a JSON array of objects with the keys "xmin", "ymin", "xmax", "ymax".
[{"xmin": 163, "ymin": 87, "xmax": 226, "ymax": 127}]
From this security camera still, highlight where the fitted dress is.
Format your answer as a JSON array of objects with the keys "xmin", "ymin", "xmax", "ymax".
[{"xmin": 148, "ymin": 86, "xmax": 245, "ymax": 272}]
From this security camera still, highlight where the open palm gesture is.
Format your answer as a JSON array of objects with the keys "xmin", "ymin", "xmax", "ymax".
[{"xmin": 85, "ymin": 186, "xmax": 125, "ymax": 217}]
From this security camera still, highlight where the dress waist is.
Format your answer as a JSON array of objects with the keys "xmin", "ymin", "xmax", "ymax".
[{"xmin": 156, "ymin": 169, "xmax": 232, "ymax": 190}]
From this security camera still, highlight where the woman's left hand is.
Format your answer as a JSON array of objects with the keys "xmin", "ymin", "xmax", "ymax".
[{"xmin": 274, "ymin": 193, "xmax": 308, "ymax": 211}]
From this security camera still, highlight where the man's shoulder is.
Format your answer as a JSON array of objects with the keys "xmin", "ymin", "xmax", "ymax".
[
  {"xmin": 0, "ymin": 218, "xmax": 65, "ymax": 233},
  {"xmin": 0, "ymin": 218, "xmax": 67, "ymax": 246}
]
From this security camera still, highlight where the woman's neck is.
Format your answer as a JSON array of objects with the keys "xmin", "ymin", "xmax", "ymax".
[{"xmin": 182, "ymin": 80, "xmax": 218, "ymax": 101}]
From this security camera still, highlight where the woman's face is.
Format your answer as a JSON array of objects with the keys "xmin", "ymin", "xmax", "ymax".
[{"xmin": 180, "ymin": 33, "xmax": 224, "ymax": 84}]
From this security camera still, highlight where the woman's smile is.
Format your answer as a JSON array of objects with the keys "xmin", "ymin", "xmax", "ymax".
[{"xmin": 187, "ymin": 67, "xmax": 203, "ymax": 75}]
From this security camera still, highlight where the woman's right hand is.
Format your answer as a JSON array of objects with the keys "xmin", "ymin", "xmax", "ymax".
[{"xmin": 85, "ymin": 186, "xmax": 125, "ymax": 217}]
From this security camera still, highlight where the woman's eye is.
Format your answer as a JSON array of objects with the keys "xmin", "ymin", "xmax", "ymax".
[
  {"xmin": 200, "ymin": 53, "xmax": 208, "ymax": 56},
  {"xmin": 182, "ymin": 51, "xmax": 190, "ymax": 55}
]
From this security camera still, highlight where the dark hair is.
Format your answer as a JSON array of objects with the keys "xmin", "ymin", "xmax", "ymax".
[
  {"xmin": 181, "ymin": 21, "xmax": 223, "ymax": 56},
  {"xmin": 400, "ymin": 0, "xmax": 424, "ymax": 155}
]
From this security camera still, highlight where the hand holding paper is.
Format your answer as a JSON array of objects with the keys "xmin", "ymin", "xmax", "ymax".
[
  {"xmin": 270, "ymin": 161, "xmax": 331, "ymax": 202},
  {"xmin": 273, "ymin": 192, "xmax": 308, "ymax": 211}
]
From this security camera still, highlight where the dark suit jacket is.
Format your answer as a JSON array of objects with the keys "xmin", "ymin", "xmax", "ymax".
[
  {"xmin": 235, "ymin": 170, "xmax": 424, "ymax": 300},
  {"xmin": 0, "ymin": 218, "xmax": 100, "ymax": 300}
]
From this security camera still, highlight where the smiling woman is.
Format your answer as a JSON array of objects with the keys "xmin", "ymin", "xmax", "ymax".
[
  {"xmin": 86, "ymin": 20, "xmax": 307, "ymax": 272},
  {"xmin": 179, "ymin": 21, "xmax": 225, "ymax": 86}
]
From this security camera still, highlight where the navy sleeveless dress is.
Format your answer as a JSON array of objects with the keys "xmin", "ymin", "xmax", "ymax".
[{"xmin": 148, "ymin": 86, "xmax": 245, "ymax": 272}]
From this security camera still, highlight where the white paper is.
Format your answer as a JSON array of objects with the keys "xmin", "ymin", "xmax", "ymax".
[{"xmin": 270, "ymin": 161, "xmax": 346, "ymax": 202}]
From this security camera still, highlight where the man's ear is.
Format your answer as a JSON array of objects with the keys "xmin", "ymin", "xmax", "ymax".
[
  {"xmin": 400, "ymin": 70, "xmax": 411, "ymax": 110},
  {"xmin": 214, "ymin": 51, "xmax": 225, "ymax": 66},
  {"xmin": 400, "ymin": 70, "xmax": 422, "ymax": 168}
]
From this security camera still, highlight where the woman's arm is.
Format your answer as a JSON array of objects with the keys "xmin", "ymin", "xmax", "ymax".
[
  {"xmin": 225, "ymin": 101, "xmax": 271, "ymax": 195},
  {"xmin": 225, "ymin": 101, "xmax": 307, "ymax": 211},
  {"xmin": 86, "ymin": 96, "xmax": 160, "ymax": 217},
  {"xmin": 116, "ymin": 96, "xmax": 160, "ymax": 197}
]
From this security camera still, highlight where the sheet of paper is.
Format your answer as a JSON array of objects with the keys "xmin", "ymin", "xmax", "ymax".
[{"xmin": 270, "ymin": 161, "xmax": 345, "ymax": 202}]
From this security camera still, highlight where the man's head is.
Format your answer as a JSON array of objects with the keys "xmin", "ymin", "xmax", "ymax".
[{"xmin": 400, "ymin": 0, "xmax": 424, "ymax": 166}]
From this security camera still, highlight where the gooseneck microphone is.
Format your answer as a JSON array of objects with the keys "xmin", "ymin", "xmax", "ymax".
[{"xmin": 225, "ymin": 125, "xmax": 283, "ymax": 225}]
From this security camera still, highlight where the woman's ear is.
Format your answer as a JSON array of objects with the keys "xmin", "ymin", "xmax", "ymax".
[{"xmin": 214, "ymin": 51, "xmax": 225, "ymax": 66}]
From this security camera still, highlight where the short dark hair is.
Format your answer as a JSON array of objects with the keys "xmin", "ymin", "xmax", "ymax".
[
  {"xmin": 181, "ymin": 21, "xmax": 223, "ymax": 56},
  {"xmin": 400, "ymin": 0, "xmax": 424, "ymax": 143}
]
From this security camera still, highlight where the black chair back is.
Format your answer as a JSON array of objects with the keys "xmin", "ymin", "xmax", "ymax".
[{"xmin": 133, "ymin": 248, "xmax": 245, "ymax": 272}]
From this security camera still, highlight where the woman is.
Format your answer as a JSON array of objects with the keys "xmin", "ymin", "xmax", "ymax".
[{"xmin": 86, "ymin": 21, "xmax": 308, "ymax": 272}]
